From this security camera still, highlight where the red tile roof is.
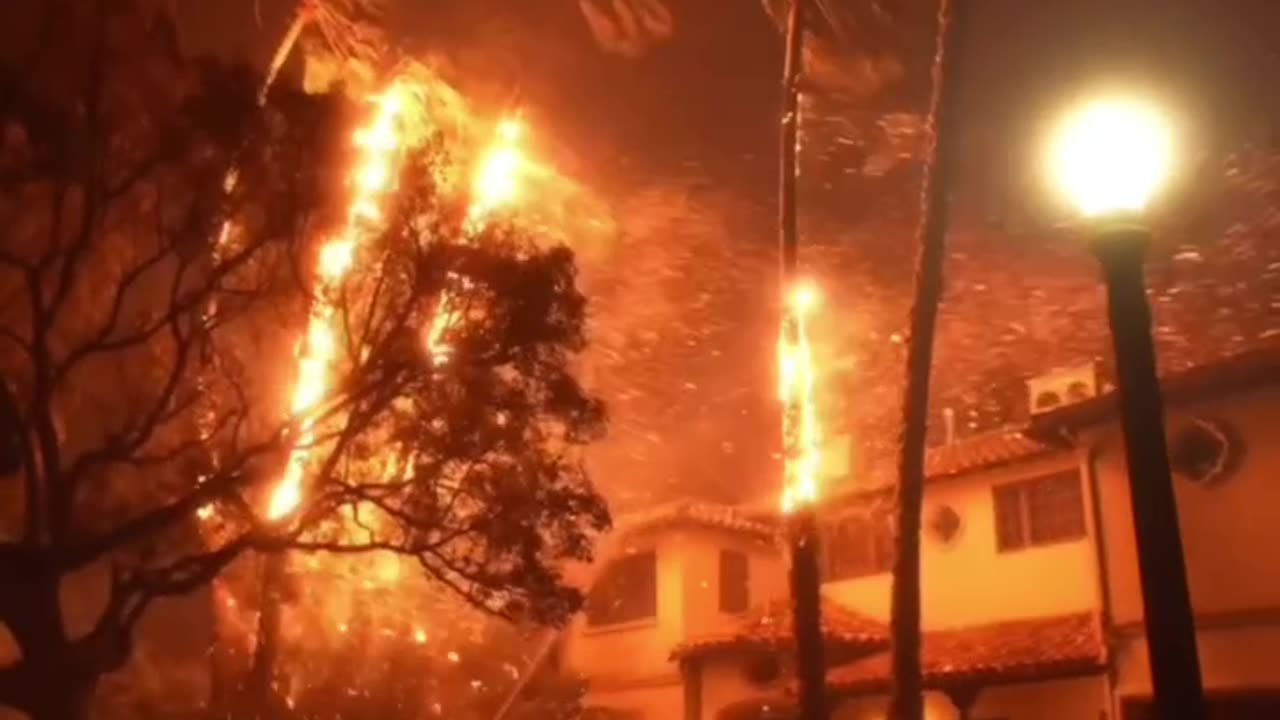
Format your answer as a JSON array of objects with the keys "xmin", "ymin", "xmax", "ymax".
[
  {"xmin": 924, "ymin": 431, "xmax": 1057, "ymax": 479},
  {"xmin": 671, "ymin": 597, "xmax": 889, "ymax": 661},
  {"xmin": 826, "ymin": 612, "xmax": 1106, "ymax": 693},
  {"xmin": 773, "ymin": 431, "xmax": 1060, "ymax": 516},
  {"xmin": 615, "ymin": 500, "xmax": 777, "ymax": 540}
]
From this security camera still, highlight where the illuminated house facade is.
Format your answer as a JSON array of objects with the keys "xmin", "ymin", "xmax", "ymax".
[{"xmin": 560, "ymin": 347, "xmax": 1280, "ymax": 720}]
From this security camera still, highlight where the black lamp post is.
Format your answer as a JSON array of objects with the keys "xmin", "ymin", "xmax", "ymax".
[
  {"xmin": 1054, "ymin": 100, "xmax": 1206, "ymax": 720},
  {"xmin": 1091, "ymin": 224, "xmax": 1206, "ymax": 720}
]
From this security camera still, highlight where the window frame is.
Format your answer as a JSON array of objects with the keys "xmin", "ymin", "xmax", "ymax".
[
  {"xmin": 992, "ymin": 470, "xmax": 1087, "ymax": 553},
  {"xmin": 823, "ymin": 505, "xmax": 895, "ymax": 581},
  {"xmin": 584, "ymin": 550, "xmax": 658, "ymax": 628}
]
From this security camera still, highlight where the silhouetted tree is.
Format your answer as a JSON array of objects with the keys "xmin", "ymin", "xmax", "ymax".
[{"xmin": 0, "ymin": 2, "xmax": 608, "ymax": 718}]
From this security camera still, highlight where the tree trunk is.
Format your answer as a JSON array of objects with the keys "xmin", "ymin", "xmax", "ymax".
[
  {"xmin": 4, "ymin": 586, "xmax": 131, "ymax": 720},
  {"xmin": 25, "ymin": 677, "xmax": 97, "ymax": 720},
  {"xmin": 0, "ymin": 655, "xmax": 96, "ymax": 720},
  {"xmin": 207, "ymin": 9, "xmax": 310, "ymax": 714},
  {"xmin": 886, "ymin": 0, "xmax": 966, "ymax": 719},
  {"xmin": 248, "ymin": 553, "xmax": 288, "ymax": 719},
  {"xmin": 779, "ymin": 0, "xmax": 805, "ymax": 282},
  {"xmin": 778, "ymin": 2, "xmax": 828, "ymax": 718}
]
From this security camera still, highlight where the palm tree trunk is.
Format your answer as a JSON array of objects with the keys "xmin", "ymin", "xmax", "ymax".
[
  {"xmin": 886, "ymin": 0, "xmax": 967, "ymax": 718},
  {"xmin": 204, "ymin": 7, "xmax": 311, "ymax": 710},
  {"xmin": 779, "ymin": 3, "xmax": 828, "ymax": 720},
  {"xmin": 779, "ymin": 0, "xmax": 804, "ymax": 281},
  {"xmin": 249, "ymin": 554, "xmax": 287, "ymax": 718},
  {"xmin": 259, "ymin": 5, "xmax": 311, "ymax": 103}
]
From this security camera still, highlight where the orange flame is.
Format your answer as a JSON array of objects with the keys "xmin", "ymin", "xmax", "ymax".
[
  {"xmin": 267, "ymin": 83, "xmax": 409, "ymax": 520},
  {"xmin": 426, "ymin": 117, "xmax": 529, "ymax": 365},
  {"xmin": 469, "ymin": 119, "xmax": 526, "ymax": 224},
  {"xmin": 779, "ymin": 281, "xmax": 821, "ymax": 512}
]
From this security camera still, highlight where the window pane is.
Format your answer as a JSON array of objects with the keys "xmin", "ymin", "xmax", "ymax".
[
  {"xmin": 719, "ymin": 549, "xmax": 750, "ymax": 614},
  {"xmin": 1028, "ymin": 471, "xmax": 1086, "ymax": 545},
  {"xmin": 992, "ymin": 484, "xmax": 1026, "ymax": 552},
  {"xmin": 825, "ymin": 511, "xmax": 893, "ymax": 580},
  {"xmin": 835, "ymin": 516, "xmax": 871, "ymax": 580},
  {"xmin": 586, "ymin": 551, "xmax": 657, "ymax": 626}
]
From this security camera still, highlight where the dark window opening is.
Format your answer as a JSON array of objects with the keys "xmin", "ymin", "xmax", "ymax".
[
  {"xmin": 586, "ymin": 551, "xmax": 657, "ymax": 627},
  {"xmin": 993, "ymin": 471, "xmax": 1086, "ymax": 553},
  {"xmin": 824, "ymin": 507, "xmax": 894, "ymax": 580},
  {"xmin": 719, "ymin": 549, "xmax": 750, "ymax": 614}
]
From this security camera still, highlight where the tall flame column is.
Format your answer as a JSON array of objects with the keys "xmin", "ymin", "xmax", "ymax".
[
  {"xmin": 250, "ymin": 83, "xmax": 410, "ymax": 716},
  {"xmin": 777, "ymin": 0, "xmax": 827, "ymax": 718}
]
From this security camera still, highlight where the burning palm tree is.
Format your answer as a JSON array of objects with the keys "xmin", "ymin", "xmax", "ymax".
[{"xmin": 577, "ymin": 0, "xmax": 906, "ymax": 97}]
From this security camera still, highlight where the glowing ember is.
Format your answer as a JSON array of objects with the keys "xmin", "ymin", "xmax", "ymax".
[
  {"xmin": 779, "ymin": 280, "xmax": 821, "ymax": 512},
  {"xmin": 413, "ymin": 629, "xmax": 428, "ymax": 644},
  {"xmin": 268, "ymin": 83, "xmax": 410, "ymax": 520}
]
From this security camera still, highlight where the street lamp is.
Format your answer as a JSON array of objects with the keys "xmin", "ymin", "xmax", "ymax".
[{"xmin": 1050, "ymin": 98, "xmax": 1206, "ymax": 720}]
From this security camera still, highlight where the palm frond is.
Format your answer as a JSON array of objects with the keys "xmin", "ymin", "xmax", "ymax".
[
  {"xmin": 763, "ymin": 0, "xmax": 911, "ymax": 101},
  {"xmin": 577, "ymin": 0, "xmax": 674, "ymax": 58},
  {"xmin": 296, "ymin": 0, "xmax": 394, "ymax": 94}
]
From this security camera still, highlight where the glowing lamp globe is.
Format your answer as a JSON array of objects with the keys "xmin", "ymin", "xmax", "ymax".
[{"xmin": 1051, "ymin": 99, "xmax": 1173, "ymax": 218}]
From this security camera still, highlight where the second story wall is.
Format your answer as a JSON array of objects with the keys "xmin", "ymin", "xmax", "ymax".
[
  {"xmin": 679, "ymin": 527, "xmax": 786, "ymax": 639},
  {"xmin": 1094, "ymin": 381, "xmax": 1280, "ymax": 625},
  {"xmin": 562, "ymin": 527, "xmax": 687, "ymax": 683},
  {"xmin": 823, "ymin": 452, "xmax": 1102, "ymax": 629},
  {"xmin": 562, "ymin": 519, "xmax": 787, "ymax": 686}
]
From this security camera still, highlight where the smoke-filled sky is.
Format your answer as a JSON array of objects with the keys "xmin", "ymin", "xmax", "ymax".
[
  {"xmin": 173, "ymin": 0, "xmax": 1280, "ymax": 509},
  {"xmin": 178, "ymin": 0, "xmax": 1280, "ymax": 184}
]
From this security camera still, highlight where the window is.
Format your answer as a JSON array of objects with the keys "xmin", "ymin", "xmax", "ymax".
[
  {"xmin": 585, "ymin": 551, "xmax": 657, "ymax": 627},
  {"xmin": 719, "ymin": 549, "xmax": 749, "ymax": 614},
  {"xmin": 824, "ymin": 508, "xmax": 894, "ymax": 580},
  {"xmin": 993, "ymin": 471, "xmax": 1086, "ymax": 552}
]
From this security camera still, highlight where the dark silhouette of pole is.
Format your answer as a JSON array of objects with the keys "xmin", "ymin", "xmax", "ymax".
[
  {"xmin": 778, "ymin": 1, "xmax": 827, "ymax": 719},
  {"xmin": 887, "ymin": 1, "xmax": 966, "ymax": 718},
  {"xmin": 779, "ymin": 0, "xmax": 804, "ymax": 282},
  {"xmin": 1091, "ymin": 225, "xmax": 1206, "ymax": 720},
  {"xmin": 788, "ymin": 507, "xmax": 828, "ymax": 720}
]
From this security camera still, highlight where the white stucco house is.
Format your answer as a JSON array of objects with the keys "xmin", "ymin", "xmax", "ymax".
[{"xmin": 558, "ymin": 346, "xmax": 1280, "ymax": 720}]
